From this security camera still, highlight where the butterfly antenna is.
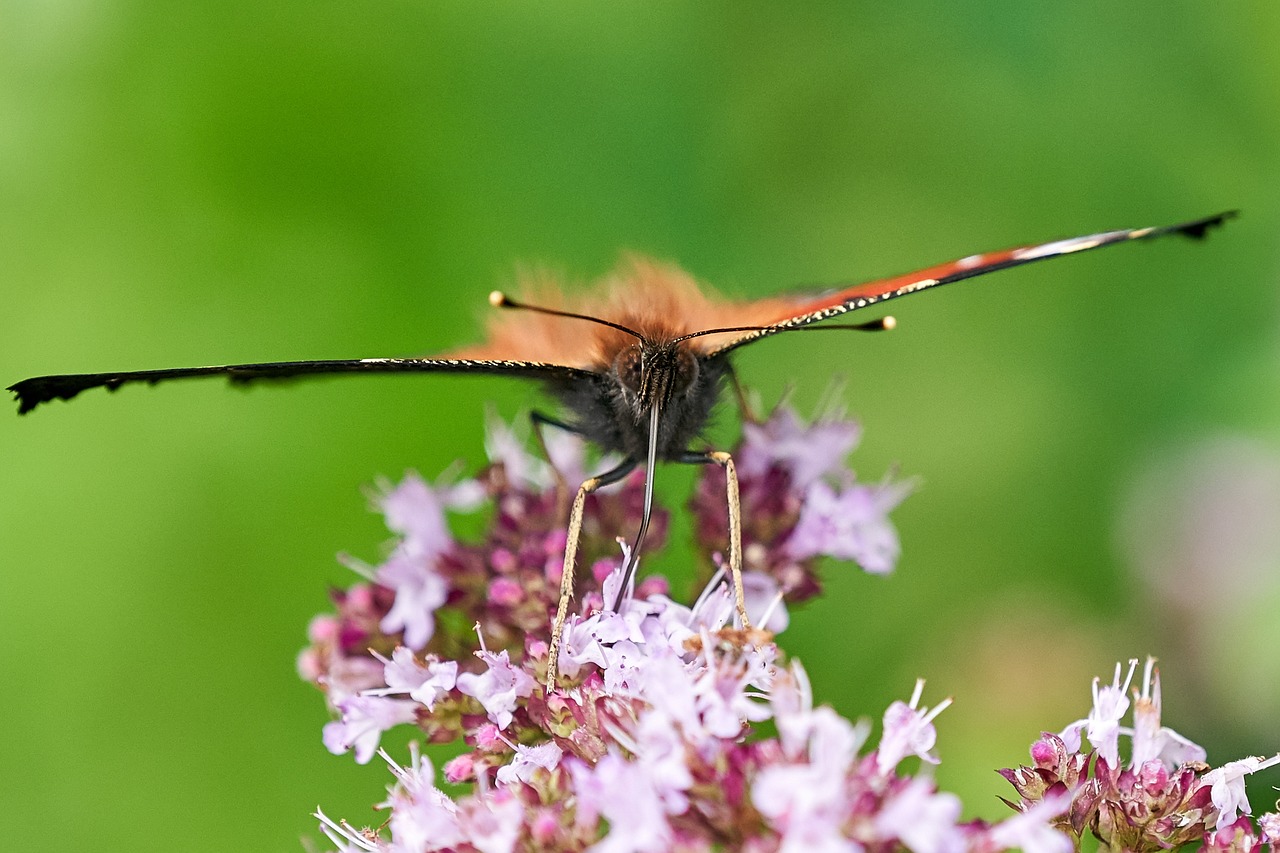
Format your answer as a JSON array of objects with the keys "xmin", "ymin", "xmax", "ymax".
[
  {"xmin": 612, "ymin": 403, "xmax": 660, "ymax": 611},
  {"xmin": 672, "ymin": 315, "xmax": 896, "ymax": 344},
  {"xmin": 490, "ymin": 291, "xmax": 645, "ymax": 340}
]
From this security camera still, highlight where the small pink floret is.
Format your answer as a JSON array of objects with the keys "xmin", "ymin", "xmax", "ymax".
[
  {"xmin": 443, "ymin": 753, "xmax": 476, "ymax": 783},
  {"xmin": 307, "ymin": 615, "xmax": 339, "ymax": 643},
  {"xmin": 346, "ymin": 584, "xmax": 374, "ymax": 611},
  {"xmin": 530, "ymin": 809, "xmax": 559, "ymax": 843},
  {"xmin": 474, "ymin": 723, "xmax": 501, "ymax": 750},
  {"xmin": 488, "ymin": 577, "xmax": 523, "ymax": 606}
]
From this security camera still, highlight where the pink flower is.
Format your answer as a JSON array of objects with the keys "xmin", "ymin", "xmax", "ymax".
[
  {"xmin": 556, "ymin": 615, "xmax": 610, "ymax": 678},
  {"xmin": 456, "ymin": 649, "xmax": 535, "ymax": 730},
  {"xmin": 378, "ymin": 470, "xmax": 478, "ymax": 559},
  {"xmin": 529, "ymin": 809, "xmax": 560, "ymax": 844},
  {"xmin": 307, "ymin": 614, "xmax": 340, "ymax": 644},
  {"xmin": 495, "ymin": 741, "xmax": 563, "ymax": 786},
  {"xmin": 314, "ymin": 807, "xmax": 386, "ymax": 852},
  {"xmin": 874, "ymin": 777, "xmax": 965, "ymax": 853},
  {"xmin": 1130, "ymin": 657, "xmax": 1206, "ymax": 768},
  {"xmin": 753, "ymin": 760, "xmax": 854, "ymax": 852},
  {"xmin": 805, "ymin": 707, "xmax": 867, "ymax": 773},
  {"xmin": 738, "ymin": 405, "xmax": 862, "ymax": 490},
  {"xmin": 693, "ymin": 638, "xmax": 772, "ymax": 738},
  {"xmin": 1259, "ymin": 812, "xmax": 1280, "ymax": 843},
  {"xmin": 381, "ymin": 747, "xmax": 465, "ymax": 851},
  {"xmin": 375, "ymin": 552, "xmax": 448, "ymax": 650},
  {"xmin": 484, "ymin": 414, "xmax": 552, "ymax": 490},
  {"xmin": 1059, "ymin": 659, "xmax": 1136, "ymax": 767},
  {"xmin": 442, "ymin": 753, "xmax": 475, "ymax": 783},
  {"xmin": 474, "ymin": 723, "xmax": 501, "ymax": 750},
  {"xmin": 621, "ymin": 651, "xmax": 699, "ymax": 728},
  {"xmin": 601, "ymin": 639, "xmax": 648, "ymax": 695},
  {"xmin": 787, "ymin": 479, "xmax": 910, "ymax": 574},
  {"xmin": 755, "ymin": 678, "xmax": 866, "ymax": 852},
  {"xmin": 487, "ymin": 576, "xmax": 523, "ymax": 606},
  {"xmin": 322, "ymin": 695, "xmax": 418, "ymax": 764},
  {"xmin": 742, "ymin": 570, "xmax": 789, "ymax": 633},
  {"xmin": 367, "ymin": 646, "xmax": 457, "ymax": 710},
  {"xmin": 556, "ymin": 585, "xmax": 646, "ymax": 680},
  {"xmin": 572, "ymin": 752, "xmax": 674, "ymax": 853},
  {"xmin": 770, "ymin": 662, "xmax": 821, "ymax": 757},
  {"xmin": 875, "ymin": 679, "xmax": 951, "ymax": 774},
  {"xmin": 1202, "ymin": 754, "xmax": 1280, "ymax": 828},
  {"xmin": 319, "ymin": 654, "xmax": 385, "ymax": 703},
  {"xmin": 986, "ymin": 793, "xmax": 1073, "ymax": 853},
  {"xmin": 372, "ymin": 470, "xmax": 486, "ymax": 649},
  {"xmin": 1203, "ymin": 815, "xmax": 1269, "ymax": 851},
  {"xmin": 630, "ymin": 711, "xmax": 694, "ymax": 813},
  {"xmin": 456, "ymin": 789, "xmax": 523, "ymax": 853}
]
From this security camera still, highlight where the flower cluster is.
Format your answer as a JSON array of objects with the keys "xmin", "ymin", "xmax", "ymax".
[
  {"xmin": 300, "ymin": 405, "xmax": 1279, "ymax": 852},
  {"xmin": 297, "ymin": 404, "xmax": 907, "ymax": 729},
  {"xmin": 689, "ymin": 405, "xmax": 911, "ymax": 602},
  {"xmin": 1000, "ymin": 658, "xmax": 1280, "ymax": 852}
]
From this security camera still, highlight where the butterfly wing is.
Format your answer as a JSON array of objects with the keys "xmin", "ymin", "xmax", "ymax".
[
  {"xmin": 702, "ymin": 211, "xmax": 1236, "ymax": 357},
  {"xmin": 11, "ymin": 212, "xmax": 1236, "ymax": 412},
  {"xmin": 8, "ymin": 358, "xmax": 599, "ymax": 414}
]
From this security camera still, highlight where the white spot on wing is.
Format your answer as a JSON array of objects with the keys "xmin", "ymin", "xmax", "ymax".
[
  {"xmin": 898, "ymin": 278, "xmax": 938, "ymax": 294},
  {"xmin": 1012, "ymin": 230, "xmax": 1125, "ymax": 261}
]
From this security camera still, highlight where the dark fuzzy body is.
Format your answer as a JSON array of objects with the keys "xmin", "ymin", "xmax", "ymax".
[{"xmin": 549, "ymin": 352, "xmax": 729, "ymax": 461}]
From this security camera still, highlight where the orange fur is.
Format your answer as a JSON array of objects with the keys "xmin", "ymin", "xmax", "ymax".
[{"xmin": 447, "ymin": 256, "xmax": 795, "ymax": 367}]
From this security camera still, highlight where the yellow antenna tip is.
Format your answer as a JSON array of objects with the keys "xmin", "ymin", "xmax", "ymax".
[
  {"xmin": 489, "ymin": 290, "xmax": 508, "ymax": 307},
  {"xmin": 882, "ymin": 315, "xmax": 897, "ymax": 330}
]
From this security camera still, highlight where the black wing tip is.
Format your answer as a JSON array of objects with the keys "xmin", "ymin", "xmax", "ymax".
[
  {"xmin": 9, "ymin": 374, "xmax": 125, "ymax": 415},
  {"xmin": 9, "ymin": 378, "xmax": 58, "ymax": 415},
  {"xmin": 1171, "ymin": 210, "xmax": 1238, "ymax": 240},
  {"xmin": 9, "ymin": 389, "xmax": 36, "ymax": 415}
]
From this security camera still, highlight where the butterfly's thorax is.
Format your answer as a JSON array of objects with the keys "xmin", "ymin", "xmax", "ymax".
[{"xmin": 550, "ymin": 337, "xmax": 727, "ymax": 462}]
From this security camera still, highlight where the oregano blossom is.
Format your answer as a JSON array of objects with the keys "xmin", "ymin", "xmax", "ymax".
[{"xmin": 301, "ymin": 406, "xmax": 1278, "ymax": 852}]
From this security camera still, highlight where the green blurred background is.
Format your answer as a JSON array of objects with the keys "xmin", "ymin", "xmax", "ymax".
[{"xmin": 3, "ymin": 2, "xmax": 1278, "ymax": 849}]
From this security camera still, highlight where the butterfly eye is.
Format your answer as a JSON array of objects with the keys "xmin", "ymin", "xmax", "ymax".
[
  {"xmin": 671, "ymin": 347, "xmax": 699, "ymax": 396},
  {"xmin": 614, "ymin": 344, "xmax": 645, "ymax": 393}
]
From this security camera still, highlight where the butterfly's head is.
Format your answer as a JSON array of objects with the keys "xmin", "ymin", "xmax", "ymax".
[
  {"xmin": 487, "ymin": 290, "xmax": 725, "ymax": 459},
  {"xmin": 612, "ymin": 340, "xmax": 699, "ymax": 422}
]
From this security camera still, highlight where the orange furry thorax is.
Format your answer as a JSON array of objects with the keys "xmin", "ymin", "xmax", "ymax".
[{"xmin": 448, "ymin": 255, "xmax": 791, "ymax": 369}]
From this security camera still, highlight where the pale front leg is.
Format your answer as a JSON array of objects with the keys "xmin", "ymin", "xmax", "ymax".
[
  {"xmin": 545, "ymin": 476, "xmax": 597, "ymax": 691},
  {"xmin": 708, "ymin": 450, "xmax": 752, "ymax": 632}
]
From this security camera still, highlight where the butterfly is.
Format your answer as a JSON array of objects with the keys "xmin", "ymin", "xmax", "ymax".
[{"xmin": 9, "ymin": 211, "xmax": 1235, "ymax": 686}]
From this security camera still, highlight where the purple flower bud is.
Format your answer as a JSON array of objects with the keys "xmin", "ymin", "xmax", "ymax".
[{"xmin": 444, "ymin": 753, "xmax": 476, "ymax": 783}]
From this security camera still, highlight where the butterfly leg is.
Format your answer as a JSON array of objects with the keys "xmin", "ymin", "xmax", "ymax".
[
  {"xmin": 530, "ymin": 410, "xmax": 581, "ymax": 514},
  {"xmin": 680, "ymin": 449, "xmax": 753, "ymax": 632},
  {"xmin": 530, "ymin": 410, "xmax": 580, "ymax": 438},
  {"xmin": 724, "ymin": 363, "xmax": 760, "ymax": 425},
  {"xmin": 545, "ymin": 457, "xmax": 637, "ymax": 691}
]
